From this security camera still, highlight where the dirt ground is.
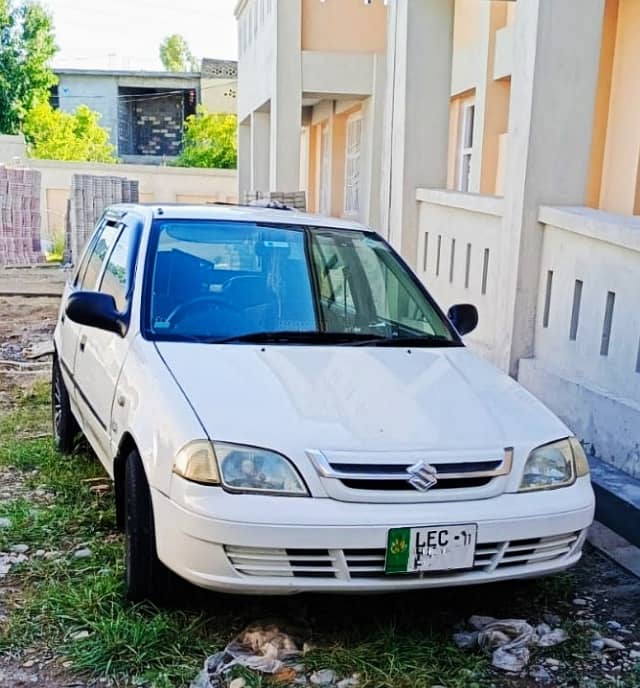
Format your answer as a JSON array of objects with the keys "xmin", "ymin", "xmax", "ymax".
[{"xmin": 0, "ymin": 266, "xmax": 63, "ymax": 409}]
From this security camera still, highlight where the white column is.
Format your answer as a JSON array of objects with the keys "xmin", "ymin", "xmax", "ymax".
[
  {"xmin": 270, "ymin": 0, "xmax": 302, "ymax": 192},
  {"xmin": 360, "ymin": 54, "xmax": 386, "ymax": 229},
  {"xmin": 380, "ymin": 0, "xmax": 454, "ymax": 267},
  {"xmin": 496, "ymin": 0, "xmax": 606, "ymax": 375},
  {"xmin": 237, "ymin": 119, "xmax": 251, "ymax": 202},
  {"xmin": 250, "ymin": 111, "xmax": 270, "ymax": 192}
]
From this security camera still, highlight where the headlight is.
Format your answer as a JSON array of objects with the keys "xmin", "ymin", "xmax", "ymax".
[
  {"xmin": 519, "ymin": 438, "xmax": 586, "ymax": 492},
  {"xmin": 215, "ymin": 442, "xmax": 308, "ymax": 496},
  {"xmin": 173, "ymin": 440, "xmax": 308, "ymax": 496}
]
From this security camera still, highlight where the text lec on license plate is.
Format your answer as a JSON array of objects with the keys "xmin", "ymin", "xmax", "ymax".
[{"xmin": 385, "ymin": 524, "xmax": 477, "ymax": 574}]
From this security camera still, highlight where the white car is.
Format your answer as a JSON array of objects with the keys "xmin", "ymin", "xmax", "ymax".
[{"xmin": 53, "ymin": 204, "xmax": 595, "ymax": 602}]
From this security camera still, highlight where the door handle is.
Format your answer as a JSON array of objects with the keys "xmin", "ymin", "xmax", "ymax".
[{"xmin": 79, "ymin": 335, "xmax": 87, "ymax": 352}]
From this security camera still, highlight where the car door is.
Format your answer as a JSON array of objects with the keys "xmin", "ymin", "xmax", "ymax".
[
  {"xmin": 72, "ymin": 219, "xmax": 136, "ymax": 464},
  {"xmin": 56, "ymin": 220, "xmax": 107, "ymax": 406}
]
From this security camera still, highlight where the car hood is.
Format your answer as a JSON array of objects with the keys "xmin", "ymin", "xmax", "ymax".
[{"xmin": 156, "ymin": 343, "xmax": 569, "ymax": 455}]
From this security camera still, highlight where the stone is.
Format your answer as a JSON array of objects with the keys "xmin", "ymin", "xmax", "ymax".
[
  {"xmin": 0, "ymin": 518, "xmax": 11, "ymax": 529},
  {"xmin": 73, "ymin": 548, "xmax": 92, "ymax": 559},
  {"xmin": 529, "ymin": 665, "xmax": 552, "ymax": 683},
  {"xmin": 602, "ymin": 638, "xmax": 625, "ymax": 651},
  {"xmin": 337, "ymin": 676, "xmax": 360, "ymax": 688},
  {"xmin": 229, "ymin": 679, "xmax": 246, "ymax": 688},
  {"xmin": 542, "ymin": 613, "xmax": 561, "ymax": 626},
  {"xmin": 310, "ymin": 669, "xmax": 337, "ymax": 685},
  {"xmin": 572, "ymin": 598, "xmax": 588, "ymax": 606},
  {"xmin": 43, "ymin": 551, "xmax": 59, "ymax": 560},
  {"xmin": 606, "ymin": 621, "xmax": 622, "ymax": 631},
  {"xmin": 70, "ymin": 630, "xmax": 90, "ymax": 641},
  {"xmin": 629, "ymin": 650, "xmax": 640, "ymax": 659},
  {"xmin": 10, "ymin": 544, "xmax": 29, "ymax": 554},
  {"xmin": 592, "ymin": 639, "xmax": 605, "ymax": 652},
  {"xmin": 544, "ymin": 658, "xmax": 560, "ymax": 667}
]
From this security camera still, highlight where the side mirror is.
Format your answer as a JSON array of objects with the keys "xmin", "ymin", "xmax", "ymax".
[
  {"xmin": 66, "ymin": 291, "xmax": 126, "ymax": 336},
  {"xmin": 447, "ymin": 304, "xmax": 478, "ymax": 336}
]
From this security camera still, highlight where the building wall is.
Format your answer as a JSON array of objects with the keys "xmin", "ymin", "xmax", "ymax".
[
  {"xmin": 0, "ymin": 134, "xmax": 27, "ymax": 162},
  {"xmin": 201, "ymin": 78, "xmax": 237, "ymax": 114},
  {"xmin": 301, "ymin": 0, "xmax": 386, "ymax": 53},
  {"xmin": 24, "ymin": 158, "xmax": 237, "ymax": 238},
  {"xmin": 57, "ymin": 74, "xmax": 119, "ymax": 148},
  {"xmin": 599, "ymin": 0, "xmax": 640, "ymax": 215}
]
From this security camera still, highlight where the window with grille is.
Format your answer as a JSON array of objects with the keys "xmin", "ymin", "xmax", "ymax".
[
  {"xmin": 344, "ymin": 113, "xmax": 363, "ymax": 216},
  {"xmin": 457, "ymin": 103, "xmax": 475, "ymax": 192}
]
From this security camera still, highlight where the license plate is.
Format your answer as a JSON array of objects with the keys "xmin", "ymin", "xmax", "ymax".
[{"xmin": 385, "ymin": 524, "xmax": 477, "ymax": 574}]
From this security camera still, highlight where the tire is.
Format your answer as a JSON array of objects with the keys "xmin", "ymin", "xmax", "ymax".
[
  {"xmin": 52, "ymin": 356, "xmax": 79, "ymax": 454},
  {"xmin": 124, "ymin": 449, "xmax": 176, "ymax": 603}
]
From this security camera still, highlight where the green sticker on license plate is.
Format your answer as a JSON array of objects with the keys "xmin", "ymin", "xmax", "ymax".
[{"xmin": 385, "ymin": 527, "xmax": 412, "ymax": 573}]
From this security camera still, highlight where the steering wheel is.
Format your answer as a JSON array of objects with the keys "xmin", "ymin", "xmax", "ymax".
[{"xmin": 167, "ymin": 295, "xmax": 245, "ymax": 328}]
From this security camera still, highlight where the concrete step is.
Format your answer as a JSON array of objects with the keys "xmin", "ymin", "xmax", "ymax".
[{"xmin": 590, "ymin": 456, "xmax": 640, "ymax": 549}]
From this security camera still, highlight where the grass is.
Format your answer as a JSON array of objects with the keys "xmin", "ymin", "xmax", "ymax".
[{"xmin": 0, "ymin": 381, "xmax": 639, "ymax": 687}]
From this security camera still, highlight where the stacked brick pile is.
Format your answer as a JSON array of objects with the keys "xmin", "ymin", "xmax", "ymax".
[
  {"xmin": 243, "ymin": 190, "xmax": 307, "ymax": 211},
  {"xmin": 65, "ymin": 174, "xmax": 139, "ymax": 263},
  {"xmin": 0, "ymin": 165, "xmax": 43, "ymax": 266}
]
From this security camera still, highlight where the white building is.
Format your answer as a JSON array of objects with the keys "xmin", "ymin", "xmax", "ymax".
[{"xmin": 235, "ymin": 0, "xmax": 640, "ymax": 515}]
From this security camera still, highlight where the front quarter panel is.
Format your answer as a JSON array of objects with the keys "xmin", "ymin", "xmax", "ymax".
[{"xmin": 112, "ymin": 334, "xmax": 207, "ymax": 496}]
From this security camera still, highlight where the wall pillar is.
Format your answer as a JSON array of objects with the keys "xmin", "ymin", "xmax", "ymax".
[
  {"xmin": 250, "ymin": 111, "xmax": 270, "ymax": 192},
  {"xmin": 270, "ymin": 0, "xmax": 302, "ymax": 192},
  {"xmin": 380, "ymin": 0, "xmax": 454, "ymax": 267},
  {"xmin": 496, "ymin": 0, "xmax": 606, "ymax": 375},
  {"xmin": 237, "ymin": 119, "xmax": 251, "ymax": 201}
]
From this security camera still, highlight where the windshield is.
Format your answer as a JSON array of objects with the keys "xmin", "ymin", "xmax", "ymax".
[{"xmin": 144, "ymin": 220, "xmax": 459, "ymax": 346}]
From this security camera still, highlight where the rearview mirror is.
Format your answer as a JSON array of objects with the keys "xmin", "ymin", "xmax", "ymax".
[
  {"xmin": 66, "ymin": 291, "xmax": 126, "ymax": 337},
  {"xmin": 447, "ymin": 304, "xmax": 478, "ymax": 336}
]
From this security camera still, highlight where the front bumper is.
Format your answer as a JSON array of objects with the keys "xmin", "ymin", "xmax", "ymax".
[{"xmin": 151, "ymin": 477, "xmax": 594, "ymax": 594}]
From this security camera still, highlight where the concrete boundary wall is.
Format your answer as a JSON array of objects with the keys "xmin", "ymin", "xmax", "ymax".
[
  {"xmin": 415, "ymin": 187, "xmax": 504, "ymax": 365},
  {"xmin": 22, "ymin": 159, "xmax": 238, "ymax": 238},
  {"xmin": 520, "ymin": 205, "xmax": 640, "ymax": 479}
]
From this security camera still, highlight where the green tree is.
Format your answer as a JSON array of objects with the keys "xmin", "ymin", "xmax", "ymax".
[
  {"xmin": 0, "ymin": 0, "xmax": 57, "ymax": 134},
  {"xmin": 159, "ymin": 34, "xmax": 199, "ymax": 72},
  {"xmin": 22, "ymin": 100, "xmax": 117, "ymax": 163},
  {"xmin": 174, "ymin": 106, "xmax": 237, "ymax": 169}
]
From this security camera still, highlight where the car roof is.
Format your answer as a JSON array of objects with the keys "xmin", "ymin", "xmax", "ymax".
[{"xmin": 108, "ymin": 203, "xmax": 373, "ymax": 233}]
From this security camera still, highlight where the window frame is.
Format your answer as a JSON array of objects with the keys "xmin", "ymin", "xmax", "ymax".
[
  {"xmin": 343, "ymin": 111, "xmax": 363, "ymax": 218},
  {"xmin": 457, "ymin": 101, "xmax": 475, "ymax": 193}
]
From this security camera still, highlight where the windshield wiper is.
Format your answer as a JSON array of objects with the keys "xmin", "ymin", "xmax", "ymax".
[
  {"xmin": 211, "ymin": 331, "xmax": 357, "ymax": 345},
  {"xmin": 346, "ymin": 335, "xmax": 462, "ymax": 348}
]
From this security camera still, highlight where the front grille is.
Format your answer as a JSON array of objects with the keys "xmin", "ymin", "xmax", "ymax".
[
  {"xmin": 307, "ymin": 450, "xmax": 513, "ymax": 498},
  {"xmin": 225, "ymin": 531, "xmax": 581, "ymax": 581},
  {"xmin": 340, "ymin": 477, "xmax": 492, "ymax": 491}
]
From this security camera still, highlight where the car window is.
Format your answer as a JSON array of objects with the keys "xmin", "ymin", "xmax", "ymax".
[
  {"xmin": 99, "ymin": 222, "xmax": 133, "ymax": 311},
  {"xmin": 74, "ymin": 221, "xmax": 105, "ymax": 287},
  {"xmin": 79, "ymin": 223, "xmax": 122, "ymax": 291},
  {"xmin": 144, "ymin": 220, "xmax": 457, "ymax": 345},
  {"xmin": 148, "ymin": 221, "xmax": 316, "ymax": 338}
]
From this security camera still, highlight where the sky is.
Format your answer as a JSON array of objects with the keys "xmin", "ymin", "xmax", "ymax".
[{"xmin": 42, "ymin": 0, "xmax": 238, "ymax": 71}]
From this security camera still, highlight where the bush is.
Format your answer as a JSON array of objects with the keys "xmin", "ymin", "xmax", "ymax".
[
  {"xmin": 22, "ymin": 100, "xmax": 117, "ymax": 163},
  {"xmin": 174, "ymin": 106, "xmax": 237, "ymax": 169}
]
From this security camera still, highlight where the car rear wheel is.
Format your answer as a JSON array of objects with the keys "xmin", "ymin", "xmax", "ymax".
[
  {"xmin": 124, "ymin": 449, "xmax": 176, "ymax": 603},
  {"xmin": 52, "ymin": 356, "xmax": 79, "ymax": 454}
]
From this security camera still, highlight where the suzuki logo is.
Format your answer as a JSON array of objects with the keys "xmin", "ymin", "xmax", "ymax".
[{"xmin": 407, "ymin": 461, "xmax": 438, "ymax": 492}]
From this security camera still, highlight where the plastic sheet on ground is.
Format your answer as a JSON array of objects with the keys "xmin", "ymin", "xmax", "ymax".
[
  {"xmin": 190, "ymin": 623, "xmax": 306, "ymax": 688},
  {"xmin": 453, "ymin": 616, "xmax": 569, "ymax": 673}
]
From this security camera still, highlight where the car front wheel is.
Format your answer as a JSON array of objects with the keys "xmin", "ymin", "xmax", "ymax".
[
  {"xmin": 124, "ymin": 449, "xmax": 176, "ymax": 603},
  {"xmin": 52, "ymin": 356, "xmax": 79, "ymax": 454}
]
